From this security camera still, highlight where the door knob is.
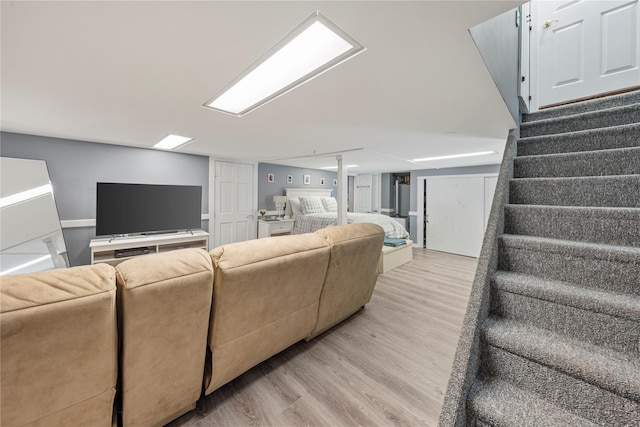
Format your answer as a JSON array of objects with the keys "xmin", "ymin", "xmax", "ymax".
[{"xmin": 543, "ymin": 19, "xmax": 559, "ymax": 29}]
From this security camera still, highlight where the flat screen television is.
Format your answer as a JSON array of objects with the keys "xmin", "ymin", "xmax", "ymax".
[{"xmin": 96, "ymin": 182, "xmax": 202, "ymax": 236}]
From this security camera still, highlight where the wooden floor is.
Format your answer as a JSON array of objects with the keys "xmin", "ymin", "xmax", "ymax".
[{"xmin": 168, "ymin": 249, "xmax": 477, "ymax": 427}]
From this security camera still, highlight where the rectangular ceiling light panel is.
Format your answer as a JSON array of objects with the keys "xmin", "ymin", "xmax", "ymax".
[
  {"xmin": 321, "ymin": 164, "xmax": 359, "ymax": 169},
  {"xmin": 205, "ymin": 12, "xmax": 365, "ymax": 117},
  {"xmin": 153, "ymin": 134, "xmax": 194, "ymax": 150},
  {"xmin": 412, "ymin": 151, "xmax": 497, "ymax": 162}
]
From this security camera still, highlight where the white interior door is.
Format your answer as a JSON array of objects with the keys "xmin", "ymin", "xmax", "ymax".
[
  {"xmin": 426, "ymin": 176, "xmax": 486, "ymax": 258},
  {"xmin": 354, "ymin": 174, "xmax": 372, "ymax": 213},
  {"xmin": 534, "ymin": 0, "xmax": 639, "ymax": 108},
  {"xmin": 213, "ymin": 161, "xmax": 255, "ymax": 247}
]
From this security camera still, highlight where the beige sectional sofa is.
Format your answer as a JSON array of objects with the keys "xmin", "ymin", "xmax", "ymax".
[{"xmin": 0, "ymin": 223, "xmax": 384, "ymax": 427}]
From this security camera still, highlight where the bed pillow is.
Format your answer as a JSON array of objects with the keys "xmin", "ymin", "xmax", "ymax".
[
  {"xmin": 322, "ymin": 197, "xmax": 338, "ymax": 212},
  {"xmin": 288, "ymin": 197, "xmax": 302, "ymax": 217},
  {"xmin": 299, "ymin": 196, "xmax": 326, "ymax": 214}
]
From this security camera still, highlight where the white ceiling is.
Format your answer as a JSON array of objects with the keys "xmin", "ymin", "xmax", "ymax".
[{"xmin": 1, "ymin": 1, "xmax": 523, "ymax": 174}]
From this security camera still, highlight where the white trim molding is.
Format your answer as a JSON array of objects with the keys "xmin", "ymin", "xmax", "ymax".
[
  {"xmin": 61, "ymin": 214, "xmax": 210, "ymax": 229},
  {"xmin": 60, "ymin": 219, "xmax": 96, "ymax": 228}
]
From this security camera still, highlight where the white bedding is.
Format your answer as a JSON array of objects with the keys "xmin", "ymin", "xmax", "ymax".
[{"xmin": 292, "ymin": 212, "xmax": 410, "ymax": 239}]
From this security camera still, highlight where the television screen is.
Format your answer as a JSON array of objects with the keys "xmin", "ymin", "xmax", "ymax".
[{"xmin": 96, "ymin": 183, "xmax": 202, "ymax": 236}]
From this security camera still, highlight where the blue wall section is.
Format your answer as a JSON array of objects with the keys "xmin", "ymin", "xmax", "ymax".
[
  {"xmin": 1, "ymin": 131, "xmax": 209, "ymax": 266},
  {"xmin": 257, "ymin": 163, "xmax": 337, "ymax": 211}
]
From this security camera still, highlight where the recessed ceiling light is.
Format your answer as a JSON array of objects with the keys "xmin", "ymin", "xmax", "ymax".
[
  {"xmin": 321, "ymin": 164, "xmax": 359, "ymax": 169},
  {"xmin": 153, "ymin": 134, "xmax": 194, "ymax": 150},
  {"xmin": 412, "ymin": 151, "xmax": 497, "ymax": 162},
  {"xmin": 204, "ymin": 11, "xmax": 365, "ymax": 117}
]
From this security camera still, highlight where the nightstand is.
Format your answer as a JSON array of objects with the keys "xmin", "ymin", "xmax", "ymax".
[{"xmin": 258, "ymin": 219, "xmax": 295, "ymax": 238}]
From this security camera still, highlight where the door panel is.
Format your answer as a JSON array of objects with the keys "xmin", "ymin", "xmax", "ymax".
[
  {"xmin": 536, "ymin": 0, "xmax": 639, "ymax": 107},
  {"xmin": 552, "ymin": 20, "xmax": 584, "ymax": 87},
  {"xmin": 602, "ymin": 2, "xmax": 638, "ymax": 75},
  {"xmin": 219, "ymin": 223, "xmax": 232, "ymax": 246}
]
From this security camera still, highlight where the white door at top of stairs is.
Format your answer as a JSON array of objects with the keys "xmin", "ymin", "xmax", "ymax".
[{"xmin": 530, "ymin": 0, "xmax": 640, "ymax": 110}]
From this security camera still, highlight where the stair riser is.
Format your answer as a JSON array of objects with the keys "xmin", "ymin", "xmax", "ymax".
[
  {"xmin": 479, "ymin": 346, "xmax": 640, "ymax": 427},
  {"xmin": 509, "ymin": 176, "xmax": 640, "ymax": 207},
  {"xmin": 520, "ymin": 105, "xmax": 640, "ymax": 138},
  {"xmin": 490, "ymin": 288, "xmax": 639, "ymax": 356},
  {"xmin": 504, "ymin": 207, "xmax": 640, "ymax": 247},
  {"xmin": 522, "ymin": 91, "xmax": 640, "ymax": 123},
  {"xmin": 513, "ymin": 148, "xmax": 640, "ymax": 178},
  {"xmin": 517, "ymin": 124, "xmax": 640, "ymax": 156},
  {"xmin": 498, "ymin": 241, "xmax": 640, "ymax": 296}
]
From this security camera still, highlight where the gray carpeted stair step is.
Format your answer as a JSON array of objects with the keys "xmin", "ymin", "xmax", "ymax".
[
  {"xmin": 522, "ymin": 90, "xmax": 640, "ymax": 123},
  {"xmin": 504, "ymin": 204, "xmax": 640, "ymax": 246},
  {"xmin": 481, "ymin": 318, "xmax": 640, "ymax": 402},
  {"xmin": 513, "ymin": 146, "xmax": 640, "ymax": 178},
  {"xmin": 498, "ymin": 234, "xmax": 640, "ymax": 296},
  {"xmin": 509, "ymin": 175, "xmax": 640, "ymax": 207},
  {"xmin": 517, "ymin": 123, "xmax": 640, "ymax": 156},
  {"xmin": 520, "ymin": 104, "xmax": 640, "ymax": 137},
  {"xmin": 467, "ymin": 378, "xmax": 600, "ymax": 427},
  {"xmin": 491, "ymin": 271, "xmax": 640, "ymax": 356},
  {"xmin": 478, "ymin": 346, "xmax": 640, "ymax": 426}
]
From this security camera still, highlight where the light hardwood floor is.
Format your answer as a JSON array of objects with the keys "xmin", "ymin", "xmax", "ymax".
[{"xmin": 168, "ymin": 248, "xmax": 477, "ymax": 427}]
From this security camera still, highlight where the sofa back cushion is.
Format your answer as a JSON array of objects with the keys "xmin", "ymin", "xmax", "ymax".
[
  {"xmin": 205, "ymin": 233, "xmax": 331, "ymax": 394},
  {"xmin": 115, "ymin": 248, "xmax": 213, "ymax": 427},
  {"xmin": 1, "ymin": 264, "xmax": 117, "ymax": 427},
  {"xmin": 308, "ymin": 223, "xmax": 385, "ymax": 339}
]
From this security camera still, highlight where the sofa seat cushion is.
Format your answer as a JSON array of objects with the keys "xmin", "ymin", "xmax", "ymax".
[{"xmin": 1, "ymin": 264, "xmax": 117, "ymax": 427}]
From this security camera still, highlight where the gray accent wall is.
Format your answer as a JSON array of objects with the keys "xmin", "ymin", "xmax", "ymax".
[
  {"xmin": 1, "ymin": 132, "xmax": 209, "ymax": 266},
  {"xmin": 258, "ymin": 163, "xmax": 337, "ymax": 211},
  {"xmin": 408, "ymin": 164, "xmax": 501, "ymax": 241}
]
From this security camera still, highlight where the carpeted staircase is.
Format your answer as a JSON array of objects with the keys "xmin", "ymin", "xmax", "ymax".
[{"xmin": 440, "ymin": 91, "xmax": 640, "ymax": 426}]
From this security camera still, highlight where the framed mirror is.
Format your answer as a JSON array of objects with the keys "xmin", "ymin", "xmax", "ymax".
[{"xmin": 1, "ymin": 157, "xmax": 69, "ymax": 276}]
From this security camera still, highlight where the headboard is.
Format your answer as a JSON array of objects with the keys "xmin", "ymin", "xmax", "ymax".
[{"xmin": 285, "ymin": 188, "xmax": 333, "ymax": 217}]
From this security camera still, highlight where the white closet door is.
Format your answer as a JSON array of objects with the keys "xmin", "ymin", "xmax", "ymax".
[{"xmin": 426, "ymin": 176, "xmax": 485, "ymax": 257}]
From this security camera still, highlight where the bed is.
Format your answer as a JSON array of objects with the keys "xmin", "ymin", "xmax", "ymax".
[{"xmin": 285, "ymin": 188, "xmax": 410, "ymax": 239}]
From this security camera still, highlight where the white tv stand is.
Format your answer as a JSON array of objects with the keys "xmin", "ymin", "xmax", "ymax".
[{"xmin": 90, "ymin": 230, "xmax": 209, "ymax": 266}]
